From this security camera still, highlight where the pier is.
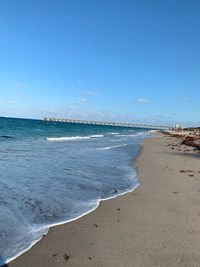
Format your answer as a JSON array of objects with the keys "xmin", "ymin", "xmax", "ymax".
[{"xmin": 44, "ymin": 117, "xmax": 169, "ymax": 130}]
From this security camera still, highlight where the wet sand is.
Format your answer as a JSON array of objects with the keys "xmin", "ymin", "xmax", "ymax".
[{"xmin": 8, "ymin": 135, "xmax": 200, "ymax": 267}]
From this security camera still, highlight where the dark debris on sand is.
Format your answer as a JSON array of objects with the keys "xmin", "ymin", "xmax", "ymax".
[{"xmin": 63, "ymin": 253, "xmax": 71, "ymax": 262}]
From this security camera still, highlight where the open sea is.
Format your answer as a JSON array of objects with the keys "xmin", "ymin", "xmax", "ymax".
[{"xmin": 0, "ymin": 117, "xmax": 151, "ymax": 265}]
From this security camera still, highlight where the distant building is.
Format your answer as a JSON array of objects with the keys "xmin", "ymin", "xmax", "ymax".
[{"xmin": 174, "ymin": 124, "xmax": 183, "ymax": 130}]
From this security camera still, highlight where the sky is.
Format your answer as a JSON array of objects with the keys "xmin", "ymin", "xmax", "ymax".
[{"xmin": 0, "ymin": 0, "xmax": 200, "ymax": 126}]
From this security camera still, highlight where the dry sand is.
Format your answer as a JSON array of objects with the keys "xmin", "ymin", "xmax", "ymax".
[{"xmin": 8, "ymin": 135, "xmax": 200, "ymax": 267}]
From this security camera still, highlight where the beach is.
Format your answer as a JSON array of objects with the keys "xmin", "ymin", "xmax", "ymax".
[{"xmin": 8, "ymin": 134, "xmax": 200, "ymax": 267}]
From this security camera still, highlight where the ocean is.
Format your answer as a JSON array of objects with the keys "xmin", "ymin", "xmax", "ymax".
[{"xmin": 0, "ymin": 117, "xmax": 150, "ymax": 265}]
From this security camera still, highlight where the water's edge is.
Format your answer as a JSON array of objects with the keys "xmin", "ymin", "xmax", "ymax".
[{"xmin": 5, "ymin": 141, "xmax": 144, "ymax": 266}]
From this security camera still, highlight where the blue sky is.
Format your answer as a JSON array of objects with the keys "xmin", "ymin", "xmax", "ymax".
[{"xmin": 0, "ymin": 0, "xmax": 199, "ymax": 126}]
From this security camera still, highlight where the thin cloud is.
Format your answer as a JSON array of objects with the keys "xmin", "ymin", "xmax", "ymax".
[
  {"xmin": 68, "ymin": 105, "xmax": 78, "ymax": 109},
  {"xmin": 138, "ymin": 98, "xmax": 150, "ymax": 104},
  {"xmin": 68, "ymin": 98, "xmax": 89, "ymax": 109},
  {"xmin": 76, "ymin": 80, "xmax": 82, "ymax": 86},
  {"xmin": 79, "ymin": 98, "xmax": 88, "ymax": 103},
  {"xmin": 183, "ymin": 96, "xmax": 191, "ymax": 102},
  {"xmin": 130, "ymin": 98, "xmax": 151, "ymax": 104},
  {"xmin": 16, "ymin": 82, "xmax": 28, "ymax": 88},
  {"xmin": 6, "ymin": 100, "xmax": 17, "ymax": 105},
  {"xmin": 86, "ymin": 91, "xmax": 97, "ymax": 96}
]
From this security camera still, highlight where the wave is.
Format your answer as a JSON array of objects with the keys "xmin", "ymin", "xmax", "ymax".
[
  {"xmin": 97, "ymin": 144, "xmax": 129, "ymax": 150},
  {"xmin": 46, "ymin": 132, "xmax": 145, "ymax": 142},
  {"xmin": 47, "ymin": 136, "xmax": 91, "ymax": 141},
  {"xmin": 47, "ymin": 134, "xmax": 104, "ymax": 141},
  {"xmin": 117, "ymin": 132, "xmax": 146, "ymax": 137},
  {"xmin": 148, "ymin": 130, "xmax": 159, "ymax": 133},
  {"xmin": 90, "ymin": 135, "xmax": 104, "ymax": 138},
  {"xmin": 107, "ymin": 132, "xmax": 119, "ymax": 135},
  {"xmin": 136, "ymin": 131, "xmax": 147, "ymax": 135},
  {"xmin": 117, "ymin": 134, "xmax": 136, "ymax": 137}
]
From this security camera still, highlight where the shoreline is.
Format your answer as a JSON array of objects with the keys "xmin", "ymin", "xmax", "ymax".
[
  {"xmin": 3, "ymin": 139, "xmax": 142, "ymax": 267},
  {"xmin": 3, "ymin": 173, "xmax": 140, "ymax": 267},
  {"xmin": 8, "ymin": 134, "xmax": 200, "ymax": 266}
]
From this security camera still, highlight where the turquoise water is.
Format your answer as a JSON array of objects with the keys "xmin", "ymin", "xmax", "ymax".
[{"xmin": 0, "ymin": 117, "xmax": 150, "ymax": 265}]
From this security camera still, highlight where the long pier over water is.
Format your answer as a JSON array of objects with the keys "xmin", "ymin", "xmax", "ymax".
[{"xmin": 44, "ymin": 117, "xmax": 169, "ymax": 130}]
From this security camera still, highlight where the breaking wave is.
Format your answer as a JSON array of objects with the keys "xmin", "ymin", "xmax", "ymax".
[{"xmin": 97, "ymin": 144, "xmax": 129, "ymax": 150}]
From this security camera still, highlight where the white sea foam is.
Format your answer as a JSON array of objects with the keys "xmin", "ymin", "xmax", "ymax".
[
  {"xmin": 47, "ymin": 134, "xmax": 104, "ymax": 141},
  {"xmin": 97, "ymin": 144, "xmax": 129, "ymax": 150},
  {"xmin": 90, "ymin": 134, "xmax": 104, "ymax": 138},
  {"xmin": 117, "ymin": 132, "xmax": 147, "ymax": 137},
  {"xmin": 148, "ymin": 130, "xmax": 159, "ymax": 133},
  {"xmin": 47, "ymin": 132, "xmax": 146, "ymax": 142},
  {"xmin": 47, "ymin": 136, "xmax": 91, "ymax": 141},
  {"xmin": 117, "ymin": 134, "xmax": 135, "ymax": 137},
  {"xmin": 108, "ymin": 132, "xmax": 119, "ymax": 135}
]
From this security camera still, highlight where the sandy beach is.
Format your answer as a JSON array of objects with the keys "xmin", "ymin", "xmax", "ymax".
[{"xmin": 8, "ymin": 134, "xmax": 200, "ymax": 267}]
